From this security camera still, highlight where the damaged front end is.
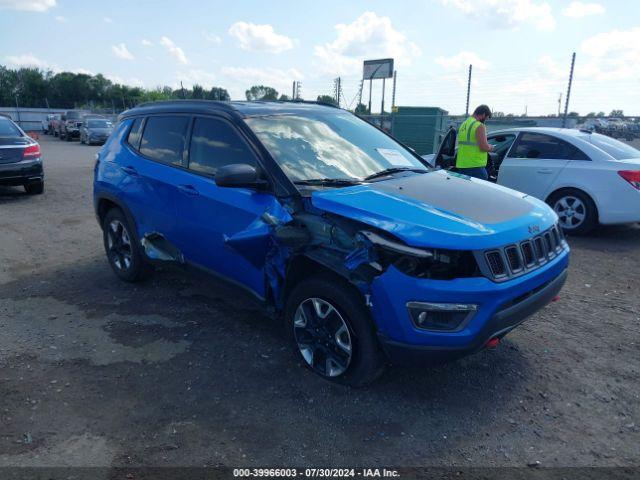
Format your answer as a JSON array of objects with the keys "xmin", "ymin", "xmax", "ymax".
[{"xmin": 257, "ymin": 198, "xmax": 481, "ymax": 312}]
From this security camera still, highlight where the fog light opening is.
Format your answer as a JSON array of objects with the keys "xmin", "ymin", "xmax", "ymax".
[{"xmin": 407, "ymin": 302, "xmax": 478, "ymax": 332}]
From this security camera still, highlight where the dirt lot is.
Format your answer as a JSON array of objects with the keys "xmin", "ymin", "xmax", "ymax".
[{"xmin": 0, "ymin": 135, "xmax": 638, "ymax": 468}]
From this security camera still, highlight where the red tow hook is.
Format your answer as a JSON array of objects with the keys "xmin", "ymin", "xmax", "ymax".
[
  {"xmin": 552, "ymin": 295, "xmax": 561, "ymax": 302},
  {"xmin": 485, "ymin": 337, "xmax": 500, "ymax": 350}
]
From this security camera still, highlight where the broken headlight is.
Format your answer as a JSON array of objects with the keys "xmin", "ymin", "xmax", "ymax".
[{"xmin": 391, "ymin": 249, "xmax": 480, "ymax": 280}]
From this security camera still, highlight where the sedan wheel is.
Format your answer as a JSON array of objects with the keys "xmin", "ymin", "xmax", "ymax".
[
  {"xmin": 293, "ymin": 297, "xmax": 353, "ymax": 378},
  {"xmin": 553, "ymin": 195, "xmax": 586, "ymax": 230}
]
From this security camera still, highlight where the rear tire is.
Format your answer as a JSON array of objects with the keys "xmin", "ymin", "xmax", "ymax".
[
  {"xmin": 24, "ymin": 180, "xmax": 44, "ymax": 195},
  {"xmin": 548, "ymin": 189, "xmax": 597, "ymax": 235},
  {"xmin": 284, "ymin": 275, "xmax": 385, "ymax": 387},
  {"xmin": 102, "ymin": 208, "xmax": 148, "ymax": 282}
]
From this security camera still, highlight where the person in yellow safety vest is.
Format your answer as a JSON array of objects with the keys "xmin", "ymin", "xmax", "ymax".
[{"xmin": 456, "ymin": 105, "xmax": 494, "ymax": 180}]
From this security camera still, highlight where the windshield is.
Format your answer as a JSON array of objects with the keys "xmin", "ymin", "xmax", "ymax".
[
  {"xmin": 583, "ymin": 133, "xmax": 640, "ymax": 160},
  {"xmin": 87, "ymin": 120, "xmax": 111, "ymax": 128},
  {"xmin": 245, "ymin": 112, "xmax": 426, "ymax": 182},
  {"xmin": 0, "ymin": 118, "xmax": 22, "ymax": 137},
  {"xmin": 66, "ymin": 111, "xmax": 82, "ymax": 119}
]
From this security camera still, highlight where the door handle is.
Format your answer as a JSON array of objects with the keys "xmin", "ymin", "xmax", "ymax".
[
  {"xmin": 537, "ymin": 168, "xmax": 553, "ymax": 174},
  {"xmin": 121, "ymin": 166, "xmax": 139, "ymax": 176},
  {"xmin": 178, "ymin": 184, "xmax": 199, "ymax": 196}
]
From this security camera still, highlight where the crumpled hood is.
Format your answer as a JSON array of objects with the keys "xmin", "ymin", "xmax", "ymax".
[{"xmin": 311, "ymin": 170, "xmax": 558, "ymax": 250}]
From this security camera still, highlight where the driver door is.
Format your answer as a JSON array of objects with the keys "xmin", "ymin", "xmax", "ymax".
[{"xmin": 497, "ymin": 131, "xmax": 570, "ymax": 199}]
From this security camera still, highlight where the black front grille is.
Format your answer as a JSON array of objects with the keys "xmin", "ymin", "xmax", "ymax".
[
  {"xmin": 505, "ymin": 246, "xmax": 522, "ymax": 272},
  {"xmin": 481, "ymin": 224, "xmax": 566, "ymax": 281},
  {"xmin": 486, "ymin": 251, "xmax": 506, "ymax": 277},
  {"xmin": 0, "ymin": 147, "xmax": 24, "ymax": 164}
]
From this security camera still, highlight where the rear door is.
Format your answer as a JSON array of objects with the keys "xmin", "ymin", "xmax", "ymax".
[
  {"xmin": 173, "ymin": 115, "xmax": 281, "ymax": 298},
  {"xmin": 119, "ymin": 115, "xmax": 190, "ymax": 245},
  {"xmin": 497, "ymin": 131, "xmax": 582, "ymax": 199}
]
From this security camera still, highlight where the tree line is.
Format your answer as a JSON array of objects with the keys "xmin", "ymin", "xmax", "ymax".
[{"xmin": 0, "ymin": 65, "xmax": 231, "ymax": 110}]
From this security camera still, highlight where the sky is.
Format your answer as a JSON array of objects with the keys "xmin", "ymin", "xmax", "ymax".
[{"xmin": 0, "ymin": 0, "xmax": 638, "ymax": 115}]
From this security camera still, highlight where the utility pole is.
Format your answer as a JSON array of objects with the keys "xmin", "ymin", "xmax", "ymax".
[
  {"xmin": 391, "ymin": 70, "xmax": 397, "ymax": 110},
  {"xmin": 357, "ymin": 79, "xmax": 364, "ymax": 109},
  {"xmin": 292, "ymin": 81, "xmax": 296, "ymax": 100},
  {"xmin": 557, "ymin": 93, "xmax": 562, "ymax": 116},
  {"xmin": 368, "ymin": 78, "xmax": 372, "ymax": 114},
  {"xmin": 381, "ymin": 77, "xmax": 386, "ymax": 115},
  {"xmin": 180, "ymin": 81, "xmax": 186, "ymax": 99},
  {"xmin": 337, "ymin": 77, "xmax": 341, "ymax": 107},
  {"xmin": 294, "ymin": 81, "xmax": 302, "ymax": 100},
  {"xmin": 562, "ymin": 52, "xmax": 576, "ymax": 128},
  {"xmin": 465, "ymin": 64, "xmax": 473, "ymax": 116}
]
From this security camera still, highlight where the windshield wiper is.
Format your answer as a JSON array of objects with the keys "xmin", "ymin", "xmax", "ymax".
[
  {"xmin": 294, "ymin": 178, "xmax": 362, "ymax": 186},
  {"xmin": 363, "ymin": 167, "xmax": 427, "ymax": 181}
]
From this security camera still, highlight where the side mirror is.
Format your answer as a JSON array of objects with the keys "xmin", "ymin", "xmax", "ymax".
[{"xmin": 214, "ymin": 163, "xmax": 269, "ymax": 190}]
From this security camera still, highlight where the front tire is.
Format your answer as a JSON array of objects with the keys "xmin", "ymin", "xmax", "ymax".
[
  {"xmin": 284, "ymin": 275, "xmax": 385, "ymax": 387},
  {"xmin": 102, "ymin": 208, "xmax": 148, "ymax": 282},
  {"xmin": 548, "ymin": 189, "xmax": 597, "ymax": 235}
]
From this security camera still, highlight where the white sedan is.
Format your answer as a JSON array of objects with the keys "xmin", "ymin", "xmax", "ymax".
[{"xmin": 428, "ymin": 127, "xmax": 640, "ymax": 234}]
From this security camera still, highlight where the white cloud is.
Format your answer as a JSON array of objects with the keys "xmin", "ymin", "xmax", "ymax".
[
  {"xmin": 435, "ymin": 51, "xmax": 490, "ymax": 71},
  {"xmin": 178, "ymin": 69, "xmax": 217, "ymax": 88},
  {"xmin": 54, "ymin": 15, "xmax": 66, "ymax": 22},
  {"xmin": 221, "ymin": 66, "xmax": 302, "ymax": 99},
  {"xmin": 441, "ymin": 0, "xmax": 556, "ymax": 31},
  {"xmin": 111, "ymin": 43, "xmax": 134, "ymax": 60},
  {"xmin": 203, "ymin": 31, "xmax": 222, "ymax": 44},
  {"xmin": 578, "ymin": 27, "xmax": 640, "ymax": 81},
  {"xmin": 562, "ymin": 1, "xmax": 605, "ymax": 18},
  {"xmin": 160, "ymin": 36, "xmax": 188, "ymax": 64},
  {"xmin": 141, "ymin": 39, "xmax": 153, "ymax": 47},
  {"xmin": 228, "ymin": 22, "xmax": 293, "ymax": 53},
  {"xmin": 103, "ymin": 16, "xmax": 113, "ymax": 23},
  {"xmin": 71, "ymin": 67, "xmax": 94, "ymax": 75},
  {"xmin": 106, "ymin": 75, "xmax": 144, "ymax": 88},
  {"xmin": 4, "ymin": 53, "xmax": 49, "ymax": 68},
  {"xmin": 0, "ymin": 0, "xmax": 55, "ymax": 12},
  {"xmin": 313, "ymin": 11, "xmax": 420, "ymax": 75}
]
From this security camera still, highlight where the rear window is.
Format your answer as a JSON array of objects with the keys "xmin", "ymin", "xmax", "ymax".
[
  {"xmin": 127, "ymin": 118, "xmax": 143, "ymax": 149},
  {"xmin": 0, "ymin": 118, "xmax": 22, "ymax": 137},
  {"xmin": 140, "ymin": 116, "xmax": 189, "ymax": 165},
  {"xmin": 583, "ymin": 133, "xmax": 640, "ymax": 160}
]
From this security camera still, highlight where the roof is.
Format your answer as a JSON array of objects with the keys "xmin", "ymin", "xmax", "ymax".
[
  {"xmin": 119, "ymin": 100, "xmax": 341, "ymax": 120},
  {"xmin": 490, "ymin": 126, "xmax": 591, "ymax": 138}
]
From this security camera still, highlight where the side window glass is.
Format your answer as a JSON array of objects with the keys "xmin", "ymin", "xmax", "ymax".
[
  {"xmin": 127, "ymin": 118, "xmax": 143, "ymax": 149},
  {"xmin": 488, "ymin": 134, "xmax": 515, "ymax": 154},
  {"xmin": 556, "ymin": 141, "xmax": 590, "ymax": 160},
  {"xmin": 188, "ymin": 117, "xmax": 256, "ymax": 175},
  {"xmin": 510, "ymin": 133, "xmax": 562, "ymax": 159},
  {"xmin": 140, "ymin": 116, "xmax": 189, "ymax": 166}
]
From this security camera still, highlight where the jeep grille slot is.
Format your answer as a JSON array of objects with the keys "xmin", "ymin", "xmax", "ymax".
[
  {"xmin": 521, "ymin": 241, "xmax": 535, "ymax": 267},
  {"xmin": 485, "ymin": 251, "xmax": 506, "ymax": 278},
  {"xmin": 505, "ymin": 246, "xmax": 522, "ymax": 272}
]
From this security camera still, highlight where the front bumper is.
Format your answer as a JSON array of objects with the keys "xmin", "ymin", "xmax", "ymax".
[
  {"xmin": 0, "ymin": 159, "xmax": 43, "ymax": 186},
  {"xmin": 66, "ymin": 129, "xmax": 80, "ymax": 138},
  {"xmin": 369, "ymin": 249, "xmax": 569, "ymax": 365}
]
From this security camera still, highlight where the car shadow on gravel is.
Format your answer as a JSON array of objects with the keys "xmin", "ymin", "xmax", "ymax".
[
  {"xmin": 0, "ymin": 185, "xmax": 28, "ymax": 201},
  {"xmin": 1, "ymin": 258, "xmax": 534, "ymax": 465}
]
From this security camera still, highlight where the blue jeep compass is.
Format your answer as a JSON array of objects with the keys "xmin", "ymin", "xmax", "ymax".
[{"xmin": 94, "ymin": 100, "xmax": 569, "ymax": 386}]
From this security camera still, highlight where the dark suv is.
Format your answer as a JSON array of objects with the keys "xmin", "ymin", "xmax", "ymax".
[
  {"xmin": 0, "ymin": 115, "xmax": 44, "ymax": 194},
  {"xmin": 94, "ymin": 101, "xmax": 568, "ymax": 386},
  {"xmin": 59, "ymin": 110, "xmax": 84, "ymax": 141}
]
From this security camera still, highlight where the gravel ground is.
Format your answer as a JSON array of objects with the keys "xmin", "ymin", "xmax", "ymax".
[{"xmin": 0, "ymin": 135, "xmax": 638, "ymax": 468}]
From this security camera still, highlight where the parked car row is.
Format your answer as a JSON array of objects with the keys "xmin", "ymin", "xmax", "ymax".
[
  {"xmin": 43, "ymin": 110, "xmax": 114, "ymax": 145},
  {"xmin": 580, "ymin": 118, "xmax": 640, "ymax": 140}
]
